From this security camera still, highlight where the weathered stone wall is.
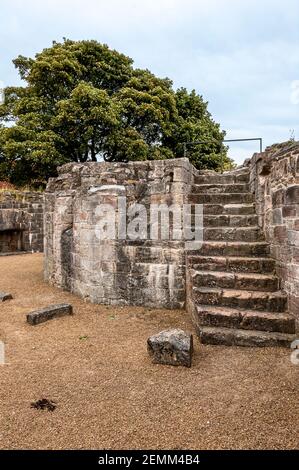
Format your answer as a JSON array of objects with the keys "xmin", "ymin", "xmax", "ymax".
[
  {"xmin": 249, "ymin": 142, "xmax": 299, "ymax": 318},
  {"xmin": 45, "ymin": 147, "xmax": 299, "ymax": 316},
  {"xmin": 0, "ymin": 191, "xmax": 44, "ymax": 253},
  {"xmin": 44, "ymin": 158, "xmax": 196, "ymax": 308}
]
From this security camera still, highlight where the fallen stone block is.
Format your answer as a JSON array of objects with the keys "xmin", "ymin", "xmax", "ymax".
[
  {"xmin": 0, "ymin": 292, "xmax": 13, "ymax": 302},
  {"xmin": 147, "ymin": 329, "xmax": 193, "ymax": 368},
  {"xmin": 26, "ymin": 304, "xmax": 73, "ymax": 325}
]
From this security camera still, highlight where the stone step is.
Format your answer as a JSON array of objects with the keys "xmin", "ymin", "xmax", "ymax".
[
  {"xmin": 190, "ymin": 193, "xmax": 254, "ymax": 205},
  {"xmin": 195, "ymin": 241, "xmax": 270, "ymax": 257},
  {"xmin": 192, "ymin": 183, "xmax": 250, "ymax": 194},
  {"xmin": 194, "ymin": 305, "xmax": 296, "ymax": 334},
  {"xmin": 192, "ymin": 287, "xmax": 288, "ymax": 312},
  {"xmin": 203, "ymin": 226, "xmax": 264, "ymax": 242},
  {"xmin": 26, "ymin": 304, "xmax": 73, "ymax": 325},
  {"xmin": 188, "ymin": 255, "xmax": 276, "ymax": 273},
  {"xmin": 192, "ymin": 270, "xmax": 279, "ymax": 292},
  {"xmin": 197, "ymin": 326, "xmax": 296, "ymax": 348},
  {"xmin": 203, "ymin": 214, "xmax": 258, "ymax": 227},
  {"xmin": 203, "ymin": 204, "xmax": 255, "ymax": 216},
  {"xmin": 194, "ymin": 172, "xmax": 250, "ymax": 185}
]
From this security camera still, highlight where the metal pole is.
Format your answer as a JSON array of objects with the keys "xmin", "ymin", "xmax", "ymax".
[
  {"xmin": 220, "ymin": 151, "xmax": 224, "ymax": 174},
  {"xmin": 183, "ymin": 138, "xmax": 263, "ymax": 158}
]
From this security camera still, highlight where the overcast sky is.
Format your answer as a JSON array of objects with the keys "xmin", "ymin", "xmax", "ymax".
[{"xmin": 1, "ymin": 0, "xmax": 299, "ymax": 164}]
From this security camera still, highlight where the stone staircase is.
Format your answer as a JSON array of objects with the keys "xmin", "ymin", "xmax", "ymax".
[{"xmin": 188, "ymin": 168, "xmax": 297, "ymax": 347}]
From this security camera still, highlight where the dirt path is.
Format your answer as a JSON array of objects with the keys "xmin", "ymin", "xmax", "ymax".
[{"xmin": 0, "ymin": 254, "xmax": 298, "ymax": 449}]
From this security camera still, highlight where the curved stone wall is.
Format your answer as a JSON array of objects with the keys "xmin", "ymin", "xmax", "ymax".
[{"xmin": 44, "ymin": 158, "xmax": 197, "ymax": 308}]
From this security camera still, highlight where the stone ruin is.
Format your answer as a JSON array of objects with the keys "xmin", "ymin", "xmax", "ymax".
[
  {"xmin": 0, "ymin": 142, "xmax": 297, "ymax": 347},
  {"xmin": 0, "ymin": 191, "xmax": 43, "ymax": 254},
  {"xmin": 44, "ymin": 158, "xmax": 191, "ymax": 308},
  {"xmin": 43, "ymin": 142, "xmax": 299, "ymax": 347},
  {"xmin": 249, "ymin": 143, "xmax": 299, "ymax": 319}
]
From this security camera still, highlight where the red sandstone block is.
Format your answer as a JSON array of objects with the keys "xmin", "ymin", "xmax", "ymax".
[
  {"xmin": 282, "ymin": 205, "xmax": 297, "ymax": 218},
  {"xmin": 273, "ymin": 225, "xmax": 287, "ymax": 242},
  {"xmin": 272, "ymin": 189, "xmax": 285, "ymax": 208},
  {"xmin": 285, "ymin": 185, "xmax": 299, "ymax": 205}
]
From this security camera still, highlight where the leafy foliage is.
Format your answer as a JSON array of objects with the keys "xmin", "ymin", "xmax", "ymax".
[{"xmin": 0, "ymin": 39, "xmax": 232, "ymax": 187}]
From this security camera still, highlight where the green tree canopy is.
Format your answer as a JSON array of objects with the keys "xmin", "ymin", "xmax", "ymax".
[{"xmin": 0, "ymin": 39, "xmax": 232, "ymax": 187}]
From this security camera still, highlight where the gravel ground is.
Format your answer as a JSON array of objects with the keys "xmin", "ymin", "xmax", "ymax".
[{"xmin": 0, "ymin": 253, "xmax": 298, "ymax": 450}]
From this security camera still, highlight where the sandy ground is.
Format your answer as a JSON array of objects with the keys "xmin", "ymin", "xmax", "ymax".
[{"xmin": 0, "ymin": 253, "xmax": 298, "ymax": 450}]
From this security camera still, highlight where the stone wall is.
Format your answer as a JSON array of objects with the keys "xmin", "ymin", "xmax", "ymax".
[
  {"xmin": 249, "ymin": 142, "xmax": 299, "ymax": 318},
  {"xmin": 0, "ymin": 191, "xmax": 44, "ymax": 253},
  {"xmin": 44, "ymin": 146, "xmax": 299, "ymax": 317},
  {"xmin": 44, "ymin": 158, "xmax": 197, "ymax": 308}
]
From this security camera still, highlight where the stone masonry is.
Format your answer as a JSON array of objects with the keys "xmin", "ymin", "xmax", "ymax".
[
  {"xmin": 0, "ymin": 191, "xmax": 44, "ymax": 253},
  {"xmin": 45, "ymin": 143, "xmax": 299, "ymax": 347},
  {"xmin": 248, "ymin": 142, "xmax": 299, "ymax": 321},
  {"xmin": 187, "ymin": 162, "xmax": 296, "ymax": 347},
  {"xmin": 44, "ymin": 159, "xmax": 196, "ymax": 308}
]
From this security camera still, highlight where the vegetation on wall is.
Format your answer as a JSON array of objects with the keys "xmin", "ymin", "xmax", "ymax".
[{"xmin": 0, "ymin": 39, "xmax": 232, "ymax": 187}]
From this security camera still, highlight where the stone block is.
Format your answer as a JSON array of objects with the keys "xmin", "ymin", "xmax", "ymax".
[
  {"xmin": 288, "ymin": 230, "xmax": 299, "ymax": 246},
  {"xmin": 26, "ymin": 304, "xmax": 73, "ymax": 325},
  {"xmin": 273, "ymin": 225, "xmax": 287, "ymax": 243},
  {"xmin": 282, "ymin": 205, "xmax": 297, "ymax": 218},
  {"xmin": 272, "ymin": 189, "xmax": 285, "ymax": 208},
  {"xmin": 272, "ymin": 208, "xmax": 283, "ymax": 225},
  {"xmin": 285, "ymin": 185, "xmax": 299, "ymax": 205},
  {"xmin": 147, "ymin": 329, "xmax": 193, "ymax": 367}
]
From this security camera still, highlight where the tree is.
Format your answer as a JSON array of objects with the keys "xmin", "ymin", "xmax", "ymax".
[
  {"xmin": 0, "ymin": 39, "xmax": 231, "ymax": 187},
  {"xmin": 103, "ymin": 69, "xmax": 178, "ymax": 162},
  {"xmin": 163, "ymin": 88, "xmax": 229, "ymax": 170},
  {"xmin": 53, "ymin": 82, "xmax": 120, "ymax": 162}
]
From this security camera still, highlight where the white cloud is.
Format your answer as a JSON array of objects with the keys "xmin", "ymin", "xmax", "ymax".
[{"xmin": 1, "ymin": 0, "xmax": 299, "ymax": 165}]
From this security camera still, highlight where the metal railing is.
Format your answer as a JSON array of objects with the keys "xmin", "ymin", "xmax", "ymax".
[{"xmin": 183, "ymin": 137, "xmax": 263, "ymax": 172}]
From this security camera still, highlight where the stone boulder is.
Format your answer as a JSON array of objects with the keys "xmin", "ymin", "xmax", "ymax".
[{"xmin": 147, "ymin": 329, "xmax": 193, "ymax": 367}]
